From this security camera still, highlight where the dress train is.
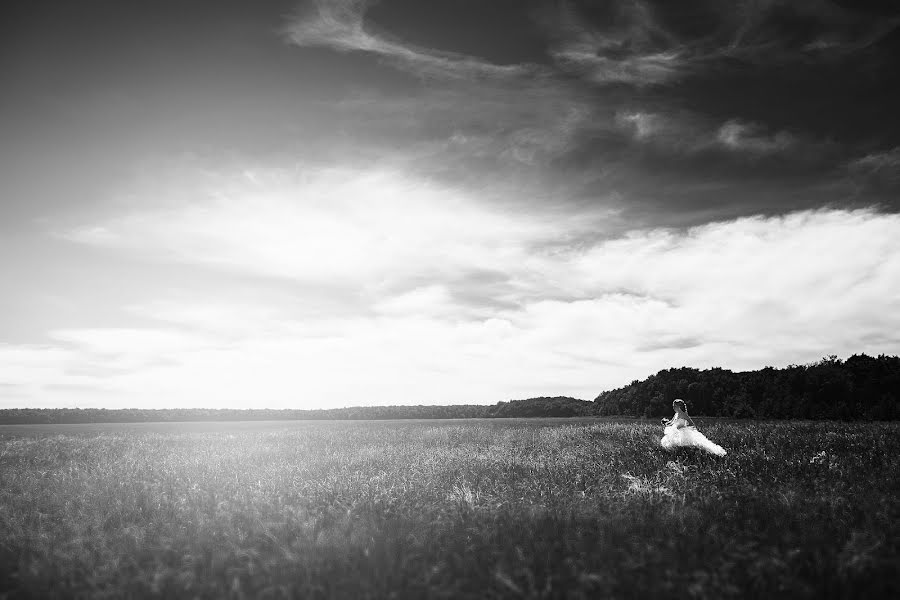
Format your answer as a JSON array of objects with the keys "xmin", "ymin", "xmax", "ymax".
[{"xmin": 660, "ymin": 424, "xmax": 726, "ymax": 456}]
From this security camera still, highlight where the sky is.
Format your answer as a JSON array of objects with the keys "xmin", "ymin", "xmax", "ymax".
[{"xmin": 1, "ymin": 0, "xmax": 899, "ymax": 409}]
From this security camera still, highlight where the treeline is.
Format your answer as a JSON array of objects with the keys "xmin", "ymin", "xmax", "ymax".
[
  {"xmin": 3, "ymin": 355, "xmax": 899, "ymax": 424},
  {"xmin": 0, "ymin": 406, "xmax": 487, "ymax": 424},
  {"xmin": 491, "ymin": 396, "xmax": 595, "ymax": 418},
  {"xmin": 595, "ymin": 354, "xmax": 900, "ymax": 420},
  {"xmin": 0, "ymin": 397, "xmax": 591, "ymax": 425}
]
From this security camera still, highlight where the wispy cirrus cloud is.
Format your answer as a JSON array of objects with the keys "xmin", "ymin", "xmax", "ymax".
[
  {"xmin": 848, "ymin": 147, "xmax": 900, "ymax": 183},
  {"xmin": 844, "ymin": 146, "xmax": 900, "ymax": 204},
  {"xmin": 720, "ymin": 0, "xmax": 900, "ymax": 64},
  {"xmin": 284, "ymin": 0, "xmax": 899, "ymax": 90},
  {"xmin": 543, "ymin": 0, "xmax": 685, "ymax": 86},
  {"xmin": 282, "ymin": 1, "xmax": 605, "ymax": 176},
  {"xmin": 283, "ymin": 0, "xmax": 533, "ymax": 80},
  {"xmin": 715, "ymin": 120, "xmax": 797, "ymax": 155},
  {"xmin": 540, "ymin": 0, "xmax": 900, "ymax": 88},
  {"xmin": 616, "ymin": 110, "xmax": 807, "ymax": 158}
]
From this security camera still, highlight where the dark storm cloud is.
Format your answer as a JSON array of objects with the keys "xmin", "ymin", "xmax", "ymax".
[{"xmin": 280, "ymin": 0, "xmax": 900, "ymax": 228}]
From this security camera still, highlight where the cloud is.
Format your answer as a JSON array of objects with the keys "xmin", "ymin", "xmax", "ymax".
[
  {"xmin": 540, "ymin": 0, "xmax": 900, "ymax": 88},
  {"xmin": 374, "ymin": 285, "xmax": 457, "ymax": 319},
  {"xmin": 616, "ymin": 110, "xmax": 805, "ymax": 158},
  {"xmin": 284, "ymin": 0, "xmax": 899, "ymax": 91},
  {"xmin": 721, "ymin": 0, "xmax": 900, "ymax": 63},
  {"xmin": 616, "ymin": 111, "xmax": 668, "ymax": 140},
  {"xmin": 715, "ymin": 120, "xmax": 797, "ymax": 154},
  {"xmin": 282, "ymin": 1, "xmax": 609, "ymax": 174},
  {"xmin": 614, "ymin": 110, "xmax": 702, "ymax": 152},
  {"xmin": 279, "ymin": 1, "xmax": 871, "ymax": 202},
  {"xmin": 126, "ymin": 301, "xmax": 287, "ymax": 339},
  {"xmin": 61, "ymin": 166, "xmax": 610, "ymax": 302},
  {"xmin": 544, "ymin": 1, "xmax": 685, "ymax": 86},
  {"xmin": 334, "ymin": 81, "xmax": 598, "ymax": 171},
  {"xmin": 0, "ymin": 344, "xmax": 74, "ymax": 388},
  {"xmin": 283, "ymin": 0, "xmax": 533, "ymax": 80},
  {"xmin": 848, "ymin": 147, "xmax": 900, "ymax": 185},
  {"xmin": 551, "ymin": 45, "xmax": 682, "ymax": 87},
  {"xmin": 852, "ymin": 147, "xmax": 900, "ymax": 170},
  {"xmin": 12, "ymin": 199, "xmax": 895, "ymax": 409}
]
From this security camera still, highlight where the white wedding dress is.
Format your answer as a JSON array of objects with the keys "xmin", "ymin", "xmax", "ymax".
[{"xmin": 660, "ymin": 416, "xmax": 726, "ymax": 456}]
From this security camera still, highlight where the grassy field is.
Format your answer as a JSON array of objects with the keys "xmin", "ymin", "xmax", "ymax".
[{"xmin": 1, "ymin": 419, "xmax": 898, "ymax": 599}]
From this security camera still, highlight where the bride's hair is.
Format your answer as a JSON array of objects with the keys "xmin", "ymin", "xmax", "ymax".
[{"xmin": 673, "ymin": 399, "xmax": 687, "ymax": 412}]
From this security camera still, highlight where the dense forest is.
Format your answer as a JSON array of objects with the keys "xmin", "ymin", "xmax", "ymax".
[
  {"xmin": 595, "ymin": 354, "xmax": 900, "ymax": 420},
  {"xmin": 1, "ymin": 355, "xmax": 898, "ymax": 424}
]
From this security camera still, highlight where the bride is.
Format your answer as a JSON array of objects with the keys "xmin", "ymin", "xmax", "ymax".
[{"xmin": 660, "ymin": 399, "xmax": 726, "ymax": 456}]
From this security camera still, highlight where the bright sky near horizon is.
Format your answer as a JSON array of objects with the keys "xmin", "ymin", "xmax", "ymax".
[{"xmin": 2, "ymin": 0, "xmax": 900, "ymax": 409}]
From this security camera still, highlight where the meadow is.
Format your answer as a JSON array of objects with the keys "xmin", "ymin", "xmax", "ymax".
[{"xmin": 1, "ymin": 419, "xmax": 897, "ymax": 598}]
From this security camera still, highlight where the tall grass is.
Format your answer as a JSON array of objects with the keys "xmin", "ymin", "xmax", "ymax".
[{"xmin": 1, "ymin": 420, "xmax": 897, "ymax": 598}]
